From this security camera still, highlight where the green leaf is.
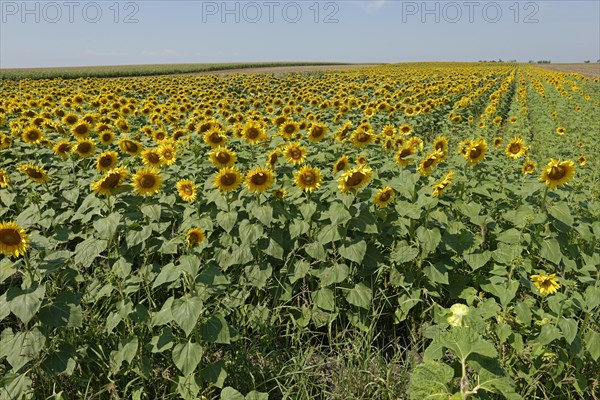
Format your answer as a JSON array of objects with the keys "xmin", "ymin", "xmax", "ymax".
[
  {"xmin": 6, "ymin": 283, "xmax": 45, "ymax": 324},
  {"xmin": 394, "ymin": 290, "xmax": 422, "ymax": 323},
  {"xmin": 74, "ymin": 237, "xmax": 107, "ymax": 268},
  {"xmin": 416, "ymin": 226, "xmax": 441, "ymax": 256},
  {"xmin": 141, "ymin": 203, "xmax": 161, "ymax": 222},
  {"xmin": 148, "ymin": 327, "xmax": 175, "ymax": 353},
  {"xmin": 245, "ymin": 264, "xmax": 272, "ymax": 289},
  {"xmin": 298, "ymin": 202, "xmax": 317, "ymax": 221},
  {"xmin": 558, "ymin": 318, "xmax": 578, "ymax": 345},
  {"xmin": 514, "ymin": 302, "xmax": 532, "ymax": 325},
  {"xmin": 312, "ymin": 288, "xmax": 335, "ymax": 311},
  {"xmin": 251, "ymin": 204, "xmax": 273, "ymax": 226},
  {"xmin": 172, "ymin": 340, "xmax": 203, "ymax": 376},
  {"xmin": 496, "ymin": 228, "xmax": 521, "ymax": 244},
  {"xmin": 125, "ymin": 226, "xmax": 152, "ymax": 248},
  {"xmin": 338, "ymin": 239, "xmax": 367, "ymax": 264},
  {"xmin": 171, "ymin": 296, "xmax": 203, "ymax": 337},
  {"xmin": 153, "ymin": 263, "xmax": 181, "ymax": 288},
  {"xmin": 200, "ymin": 314, "xmax": 231, "ymax": 344},
  {"xmin": 345, "ymin": 282, "xmax": 372, "ymax": 309},
  {"xmin": 424, "ymin": 262, "xmax": 449, "ymax": 285},
  {"xmin": 408, "ymin": 361, "xmax": 454, "ymax": 400},
  {"xmin": 327, "ymin": 202, "xmax": 351, "ymax": 225},
  {"xmin": 288, "ymin": 260, "xmax": 310, "ymax": 284},
  {"xmin": 2, "ymin": 328, "xmax": 46, "ymax": 371},
  {"xmin": 289, "ymin": 219, "xmax": 310, "ymax": 239},
  {"xmin": 239, "ymin": 220, "xmax": 264, "ymax": 245},
  {"xmin": 179, "ymin": 255, "xmax": 200, "ymax": 277},
  {"xmin": 38, "ymin": 250, "xmax": 72, "ymax": 274},
  {"xmin": 393, "ymin": 241, "xmax": 419, "ymax": 263},
  {"xmin": 260, "ymin": 238, "xmax": 284, "ymax": 260},
  {"xmin": 93, "ymin": 213, "xmax": 120, "ymax": 240},
  {"xmin": 203, "ymin": 360, "xmax": 227, "ymax": 388},
  {"xmin": 38, "ymin": 292, "xmax": 83, "ymax": 328},
  {"xmin": 40, "ymin": 343, "xmax": 77, "ymax": 376},
  {"xmin": 463, "ymin": 251, "xmax": 491, "ymax": 271},
  {"xmin": 0, "ymin": 259, "xmax": 17, "ymax": 283},
  {"xmin": 318, "ymin": 263, "xmax": 349, "ymax": 287},
  {"xmin": 305, "ymin": 241, "xmax": 326, "ymax": 261},
  {"xmin": 217, "ymin": 211, "xmax": 238, "ymax": 233},
  {"xmin": 584, "ymin": 330, "xmax": 600, "ymax": 361},
  {"xmin": 536, "ymin": 324, "xmax": 560, "ymax": 346},
  {"xmin": 0, "ymin": 373, "xmax": 33, "ymax": 400},
  {"xmin": 245, "ymin": 391, "xmax": 269, "ymax": 400},
  {"xmin": 548, "ymin": 202, "xmax": 574, "ymax": 228},
  {"xmin": 110, "ymin": 336, "xmax": 138, "ymax": 373},
  {"xmin": 317, "ymin": 224, "xmax": 342, "ymax": 244},
  {"xmin": 221, "ymin": 387, "xmax": 245, "ymax": 400},
  {"xmin": 584, "ymin": 286, "xmax": 600, "ymax": 311},
  {"xmin": 539, "ymin": 238, "xmax": 562, "ymax": 265},
  {"xmin": 439, "ymin": 327, "xmax": 497, "ymax": 363}
]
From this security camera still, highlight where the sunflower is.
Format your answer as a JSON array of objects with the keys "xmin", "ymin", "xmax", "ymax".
[
  {"xmin": 349, "ymin": 128, "xmax": 374, "ymax": 148},
  {"xmin": 176, "ymin": 179, "xmax": 197, "ymax": 202},
  {"xmin": 242, "ymin": 122, "xmax": 268, "ymax": 144},
  {"xmin": 214, "ymin": 167, "xmax": 242, "ymax": 192},
  {"xmin": 99, "ymin": 130, "xmax": 115, "ymax": 145},
  {"xmin": 132, "ymin": 168, "xmax": 162, "ymax": 196},
  {"xmin": 418, "ymin": 151, "xmax": 441, "ymax": 176},
  {"xmin": 432, "ymin": 171, "xmax": 454, "ymax": 198},
  {"xmin": 493, "ymin": 137, "xmax": 503, "ymax": 147},
  {"xmin": 373, "ymin": 186, "xmax": 394, "ymax": 207},
  {"xmin": 118, "ymin": 137, "xmax": 143, "ymax": 156},
  {"xmin": 522, "ymin": 160, "xmax": 537, "ymax": 175},
  {"xmin": 464, "ymin": 138, "xmax": 487, "ymax": 165},
  {"xmin": 209, "ymin": 147, "xmax": 237, "ymax": 169},
  {"xmin": 266, "ymin": 148, "xmax": 280, "ymax": 169},
  {"xmin": 395, "ymin": 145, "xmax": 416, "ymax": 167},
  {"xmin": 398, "ymin": 124, "xmax": 412, "ymax": 136},
  {"xmin": 75, "ymin": 139, "xmax": 96, "ymax": 158},
  {"xmin": 0, "ymin": 169, "xmax": 9, "ymax": 188},
  {"xmin": 307, "ymin": 123, "xmax": 328, "ymax": 142},
  {"xmin": 333, "ymin": 155, "xmax": 350, "ymax": 173},
  {"xmin": 295, "ymin": 165, "xmax": 322, "ymax": 193},
  {"xmin": 203, "ymin": 128, "xmax": 227, "ymax": 148},
  {"xmin": 530, "ymin": 273, "xmax": 560, "ymax": 295},
  {"xmin": 432, "ymin": 136, "xmax": 449, "ymax": 157},
  {"xmin": 279, "ymin": 120, "xmax": 299, "ymax": 139},
  {"xmin": 509, "ymin": 116, "xmax": 518, "ymax": 124},
  {"xmin": 556, "ymin": 127, "xmax": 566, "ymax": 135},
  {"xmin": 53, "ymin": 140, "xmax": 72, "ymax": 158},
  {"xmin": 540, "ymin": 159, "xmax": 575, "ymax": 189},
  {"xmin": 115, "ymin": 117, "xmax": 130, "ymax": 132},
  {"xmin": 18, "ymin": 164, "xmax": 49, "ymax": 183},
  {"xmin": 505, "ymin": 137, "xmax": 527, "ymax": 159},
  {"xmin": 273, "ymin": 188, "xmax": 286, "ymax": 199},
  {"xmin": 62, "ymin": 113, "xmax": 78, "ymax": 126},
  {"xmin": 91, "ymin": 167, "xmax": 129, "ymax": 196},
  {"xmin": 381, "ymin": 125, "xmax": 396, "ymax": 137},
  {"xmin": 338, "ymin": 166, "xmax": 372, "ymax": 193},
  {"xmin": 0, "ymin": 134, "xmax": 11, "ymax": 150},
  {"xmin": 458, "ymin": 139, "xmax": 473, "ymax": 156},
  {"xmin": 186, "ymin": 227, "xmax": 206, "ymax": 247},
  {"xmin": 96, "ymin": 150, "xmax": 118, "ymax": 171},
  {"xmin": 158, "ymin": 143, "xmax": 177, "ymax": 166},
  {"xmin": 0, "ymin": 221, "xmax": 30, "ymax": 258},
  {"xmin": 245, "ymin": 167, "xmax": 275, "ymax": 193},
  {"xmin": 72, "ymin": 122, "xmax": 91, "ymax": 139},
  {"xmin": 153, "ymin": 130, "xmax": 168, "ymax": 142},
  {"xmin": 356, "ymin": 155, "xmax": 368, "ymax": 166},
  {"xmin": 284, "ymin": 142, "xmax": 307, "ymax": 165},
  {"xmin": 141, "ymin": 148, "xmax": 163, "ymax": 167},
  {"xmin": 406, "ymin": 136, "xmax": 423, "ymax": 152},
  {"xmin": 577, "ymin": 156, "xmax": 586, "ymax": 166},
  {"xmin": 22, "ymin": 126, "xmax": 44, "ymax": 144}
]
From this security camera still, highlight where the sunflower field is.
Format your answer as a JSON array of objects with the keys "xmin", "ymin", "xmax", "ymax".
[{"xmin": 1, "ymin": 63, "xmax": 599, "ymax": 399}]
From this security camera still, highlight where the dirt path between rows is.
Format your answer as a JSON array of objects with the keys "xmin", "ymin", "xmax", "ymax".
[{"xmin": 536, "ymin": 64, "xmax": 600, "ymax": 78}]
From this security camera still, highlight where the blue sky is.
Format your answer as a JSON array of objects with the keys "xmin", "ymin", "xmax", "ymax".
[{"xmin": 1, "ymin": 0, "xmax": 599, "ymax": 68}]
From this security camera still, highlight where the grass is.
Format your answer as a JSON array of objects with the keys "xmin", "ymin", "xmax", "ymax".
[{"xmin": 0, "ymin": 62, "xmax": 355, "ymax": 80}]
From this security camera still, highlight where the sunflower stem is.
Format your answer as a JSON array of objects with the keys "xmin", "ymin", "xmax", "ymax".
[
  {"xmin": 22, "ymin": 252, "xmax": 35, "ymax": 284},
  {"xmin": 541, "ymin": 185, "xmax": 549, "ymax": 212}
]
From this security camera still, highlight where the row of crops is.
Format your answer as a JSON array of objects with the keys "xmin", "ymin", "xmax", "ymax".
[{"xmin": 1, "ymin": 63, "xmax": 599, "ymax": 399}]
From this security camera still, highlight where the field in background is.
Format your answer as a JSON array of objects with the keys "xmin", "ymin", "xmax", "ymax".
[{"xmin": 537, "ymin": 63, "xmax": 600, "ymax": 78}]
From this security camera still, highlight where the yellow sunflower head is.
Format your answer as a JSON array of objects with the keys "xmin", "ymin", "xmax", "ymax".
[
  {"xmin": 373, "ymin": 186, "xmax": 394, "ymax": 207},
  {"xmin": 349, "ymin": 128, "xmax": 374, "ymax": 148},
  {"xmin": 0, "ymin": 169, "xmax": 10, "ymax": 188},
  {"xmin": 433, "ymin": 136, "xmax": 449, "ymax": 157},
  {"xmin": 505, "ymin": 137, "xmax": 527, "ymax": 159},
  {"xmin": 245, "ymin": 167, "xmax": 275, "ymax": 193},
  {"xmin": 338, "ymin": 165, "xmax": 373, "ymax": 193},
  {"xmin": 18, "ymin": 163, "xmax": 49, "ymax": 183},
  {"xmin": 493, "ymin": 137, "xmax": 503, "ymax": 147},
  {"xmin": 284, "ymin": 142, "xmax": 307, "ymax": 165},
  {"xmin": 53, "ymin": 140, "xmax": 72, "ymax": 158},
  {"xmin": 91, "ymin": 167, "xmax": 129, "ymax": 197},
  {"xmin": 306, "ymin": 123, "xmax": 328, "ymax": 143},
  {"xmin": 432, "ymin": 171, "xmax": 454, "ymax": 198},
  {"xmin": 75, "ymin": 139, "xmax": 96, "ymax": 158},
  {"xmin": 214, "ymin": 167, "xmax": 242, "ymax": 192},
  {"xmin": 22, "ymin": 126, "xmax": 45, "ymax": 144},
  {"xmin": 72, "ymin": 122, "xmax": 91, "ymax": 139},
  {"xmin": 395, "ymin": 145, "xmax": 416, "ymax": 167},
  {"xmin": 242, "ymin": 122, "xmax": 268, "ymax": 144},
  {"xmin": 132, "ymin": 168, "xmax": 162, "ymax": 196},
  {"xmin": 464, "ymin": 138, "xmax": 487, "ymax": 165},
  {"xmin": 0, "ymin": 221, "xmax": 30, "ymax": 258},
  {"xmin": 99, "ymin": 130, "xmax": 115, "ymax": 145},
  {"xmin": 333, "ymin": 155, "xmax": 349, "ymax": 174},
  {"xmin": 96, "ymin": 150, "xmax": 119, "ymax": 171},
  {"xmin": 381, "ymin": 125, "xmax": 396, "ymax": 138},
  {"xmin": 418, "ymin": 151, "xmax": 441, "ymax": 176},
  {"xmin": 530, "ymin": 273, "xmax": 560, "ymax": 296},
  {"xmin": 176, "ymin": 179, "xmax": 197, "ymax": 202},
  {"xmin": 295, "ymin": 165, "xmax": 322, "ymax": 193},
  {"xmin": 266, "ymin": 148, "xmax": 280, "ymax": 169},
  {"xmin": 577, "ymin": 156, "xmax": 586, "ymax": 166},
  {"xmin": 158, "ymin": 143, "xmax": 177, "ymax": 166},
  {"xmin": 556, "ymin": 127, "xmax": 566, "ymax": 135},
  {"xmin": 118, "ymin": 137, "xmax": 143, "ymax": 156},
  {"xmin": 521, "ymin": 160, "xmax": 537, "ymax": 175},
  {"xmin": 540, "ymin": 159, "xmax": 575, "ymax": 189},
  {"xmin": 141, "ymin": 148, "xmax": 163, "ymax": 167},
  {"xmin": 186, "ymin": 227, "xmax": 206, "ymax": 247},
  {"xmin": 279, "ymin": 120, "xmax": 299, "ymax": 139},
  {"xmin": 210, "ymin": 147, "xmax": 237, "ymax": 169}
]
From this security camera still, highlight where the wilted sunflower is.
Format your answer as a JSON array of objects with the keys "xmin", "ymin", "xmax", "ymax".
[
  {"xmin": 395, "ymin": 145, "xmax": 416, "ymax": 167},
  {"xmin": 307, "ymin": 123, "xmax": 328, "ymax": 142},
  {"xmin": 214, "ymin": 167, "xmax": 242, "ymax": 192},
  {"xmin": 186, "ymin": 227, "xmax": 206, "ymax": 247},
  {"xmin": 0, "ymin": 221, "xmax": 30, "ymax": 258},
  {"xmin": 540, "ymin": 159, "xmax": 575, "ymax": 189},
  {"xmin": 505, "ymin": 137, "xmax": 527, "ymax": 159},
  {"xmin": 522, "ymin": 160, "xmax": 537, "ymax": 175},
  {"xmin": 53, "ymin": 140, "xmax": 72, "ymax": 158},
  {"xmin": 22, "ymin": 126, "xmax": 45, "ymax": 144},
  {"xmin": 338, "ymin": 166, "xmax": 372, "ymax": 193},
  {"xmin": 530, "ymin": 273, "xmax": 560, "ymax": 295},
  {"xmin": 141, "ymin": 148, "xmax": 163, "ymax": 167},
  {"xmin": 245, "ymin": 167, "xmax": 275, "ymax": 193},
  {"xmin": 71, "ymin": 122, "xmax": 91, "ymax": 139},
  {"xmin": 209, "ymin": 147, "xmax": 237, "ymax": 169},
  {"xmin": 99, "ymin": 130, "xmax": 115, "ymax": 145},
  {"xmin": 158, "ymin": 143, "xmax": 177, "ymax": 166},
  {"xmin": 96, "ymin": 150, "xmax": 118, "ymax": 171},
  {"xmin": 132, "ymin": 168, "xmax": 162, "ymax": 196},
  {"xmin": 284, "ymin": 142, "xmax": 307, "ymax": 165},
  {"xmin": 18, "ymin": 164, "xmax": 49, "ymax": 183},
  {"xmin": 556, "ymin": 127, "xmax": 566, "ymax": 135},
  {"xmin": 91, "ymin": 167, "xmax": 129, "ymax": 196},
  {"xmin": 0, "ymin": 168, "xmax": 9, "ymax": 188},
  {"xmin": 118, "ymin": 137, "xmax": 143, "ymax": 156},
  {"xmin": 464, "ymin": 138, "xmax": 487, "ymax": 165},
  {"xmin": 242, "ymin": 122, "xmax": 268, "ymax": 144},
  {"xmin": 75, "ymin": 139, "xmax": 96, "ymax": 158},
  {"xmin": 176, "ymin": 179, "xmax": 197, "ymax": 202},
  {"xmin": 295, "ymin": 165, "xmax": 322, "ymax": 193},
  {"xmin": 203, "ymin": 128, "xmax": 227, "ymax": 148},
  {"xmin": 432, "ymin": 171, "xmax": 454, "ymax": 198},
  {"xmin": 577, "ymin": 156, "xmax": 586, "ymax": 166},
  {"xmin": 373, "ymin": 186, "xmax": 394, "ymax": 207}
]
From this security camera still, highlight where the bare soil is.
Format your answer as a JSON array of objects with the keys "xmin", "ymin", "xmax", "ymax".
[{"xmin": 537, "ymin": 64, "xmax": 600, "ymax": 78}]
